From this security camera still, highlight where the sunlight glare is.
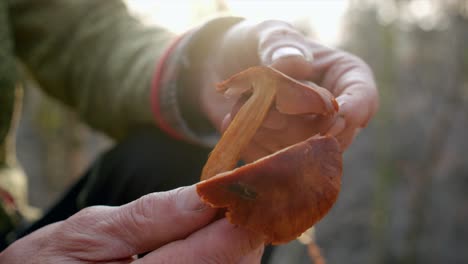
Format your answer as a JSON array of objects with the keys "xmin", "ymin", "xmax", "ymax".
[
  {"xmin": 125, "ymin": 0, "xmax": 348, "ymax": 45},
  {"xmin": 225, "ymin": 0, "xmax": 348, "ymax": 44}
]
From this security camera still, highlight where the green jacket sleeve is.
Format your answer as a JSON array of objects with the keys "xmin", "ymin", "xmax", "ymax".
[{"xmin": 9, "ymin": 0, "xmax": 175, "ymax": 140}]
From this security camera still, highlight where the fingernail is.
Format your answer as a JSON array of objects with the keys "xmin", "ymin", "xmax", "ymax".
[
  {"xmin": 221, "ymin": 113, "xmax": 232, "ymax": 133},
  {"xmin": 337, "ymin": 97, "xmax": 346, "ymax": 108},
  {"xmin": 271, "ymin": 46, "xmax": 313, "ymax": 63},
  {"xmin": 177, "ymin": 186, "xmax": 208, "ymax": 212}
]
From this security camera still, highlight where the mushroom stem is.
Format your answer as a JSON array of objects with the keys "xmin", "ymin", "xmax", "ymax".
[{"xmin": 201, "ymin": 71, "xmax": 277, "ymax": 181}]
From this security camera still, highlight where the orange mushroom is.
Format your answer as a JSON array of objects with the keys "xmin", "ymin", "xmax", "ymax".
[{"xmin": 196, "ymin": 66, "xmax": 343, "ymax": 244}]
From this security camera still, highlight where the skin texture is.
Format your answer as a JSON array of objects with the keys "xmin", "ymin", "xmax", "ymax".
[
  {"xmin": 0, "ymin": 186, "xmax": 264, "ymax": 264},
  {"xmin": 200, "ymin": 20, "xmax": 379, "ymax": 163}
]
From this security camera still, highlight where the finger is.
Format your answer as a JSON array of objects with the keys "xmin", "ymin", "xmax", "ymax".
[
  {"xmin": 303, "ymin": 41, "xmax": 351, "ymax": 83},
  {"xmin": 223, "ymin": 95, "xmax": 247, "ymax": 133},
  {"xmin": 335, "ymin": 81, "xmax": 378, "ymax": 128},
  {"xmin": 256, "ymin": 21, "xmax": 313, "ymax": 65},
  {"xmin": 327, "ymin": 115, "xmax": 346, "ymax": 136},
  {"xmin": 270, "ymin": 54, "xmax": 314, "ymax": 80},
  {"xmin": 135, "ymin": 219, "xmax": 264, "ymax": 264},
  {"xmin": 336, "ymin": 126, "xmax": 360, "ymax": 151},
  {"xmin": 99, "ymin": 260, "xmax": 135, "ymax": 264},
  {"xmin": 56, "ymin": 185, "xmax": 217, "ymax": 260},
  {"xmin": 113, "ymin": 186, "xmax": 217, "ymax": 254},
  {"xmin": 251, "ymin": 37, "xmax": 339, "ymax": 117},
  {"xmin": 306, "ymin": 43, "xmax": 379, "ymax": 127},
  {"xmin": 238, "ymin": 245, "xmax": 264, "ymax": 264},
  {"xmin": 275, "ymin": 80, "xmax": 338, "ymax": 115}
]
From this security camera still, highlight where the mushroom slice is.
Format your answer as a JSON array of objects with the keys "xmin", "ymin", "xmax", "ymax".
[
  {"xmin": 201, "ymin": 66, "xmax": 338, "ymax": 181},
  {"xmin": 197, "ymin": 135, "xmax": 342, "ymax": 244}
]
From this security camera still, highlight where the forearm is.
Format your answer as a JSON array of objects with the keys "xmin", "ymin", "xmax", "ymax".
[{"xmin": 10, "ymin": 0, "xmax": 174, "ymax": 140}]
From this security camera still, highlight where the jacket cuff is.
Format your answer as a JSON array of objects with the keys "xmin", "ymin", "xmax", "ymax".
[{"xmin": 151, "ymin": 17, "xmax": 244, "ymax": 147}]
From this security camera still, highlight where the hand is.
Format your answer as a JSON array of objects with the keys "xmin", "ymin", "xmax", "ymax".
[
  {"xmin": 0, "ymin": 185, "xmax": 264, "ymax": 263},
  {"xmin": 200, "ymin": 20, "xmax": 379, "ymax": 162}
]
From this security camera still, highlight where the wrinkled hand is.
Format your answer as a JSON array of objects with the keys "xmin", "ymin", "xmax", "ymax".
[
  {"xmin": 200, "ymin": 20, "xmax": 379, "ymax": 162},
  {"xmin": 0, "ymin": 186, "xmax": 263, "ymax": 264}
]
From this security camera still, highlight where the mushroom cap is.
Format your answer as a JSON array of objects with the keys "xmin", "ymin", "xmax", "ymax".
[{"xmin": 197, "ymin": 135, "xmax": 342, "ymax": 244}]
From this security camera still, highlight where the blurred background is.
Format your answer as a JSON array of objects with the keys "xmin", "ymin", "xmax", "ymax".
[{"xmin": 18, "ymin": 0, "xmax": 468, "ymax": 263}]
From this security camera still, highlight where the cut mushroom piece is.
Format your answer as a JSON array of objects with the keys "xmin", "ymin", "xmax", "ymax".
[
  {"xmin": 201, "ymin": 66, "xmax": 338, "ymax": 181},
  {"xmin": 197, "ymin": 135, "xmax": 342, "ymax": 244}
]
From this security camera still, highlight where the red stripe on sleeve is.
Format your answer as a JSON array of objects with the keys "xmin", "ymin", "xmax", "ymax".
[{"xmin": 150, "ymin": 35, "xmax": 185, "ymax": 140}]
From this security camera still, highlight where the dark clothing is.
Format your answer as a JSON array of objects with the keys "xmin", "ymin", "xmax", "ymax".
[{"xmin": 17, "ymin": 128, "xmax": 210, "ymax": 238}]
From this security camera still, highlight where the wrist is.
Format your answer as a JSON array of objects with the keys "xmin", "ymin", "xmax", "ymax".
[
  {"xmin": 199, "ymin": 20, "xmax": 267, "ymax": 132},
  {"xmin": 151, "ymin": 17, "xmax": 244, "ymax": 147}
]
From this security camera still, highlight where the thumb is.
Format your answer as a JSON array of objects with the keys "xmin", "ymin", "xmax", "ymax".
[
  {"xmin": 256, "ymin": 21, "xmax": 314, "ymax": 79},
  {"xmin": 56, "ymin": 185, "xmax": 217, "ymax": 260},
  {"xmin": 134, "ymin": 219, "xmax": 264, "ymax": 264}
]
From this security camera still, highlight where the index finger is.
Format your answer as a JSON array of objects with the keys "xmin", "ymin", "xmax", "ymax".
[
  {"xmin": 56, "ymin": 185, "xmax": 217, "ymax": 260},
  {"xmin": 113, "ymin": 186, "xmax": 218, "ymax": 255},
  {"xmin": 308, "ymin": 43, "xmax": 379, "ymax": 127},
  {"xmin": 135, "ymin": 219, "xmax": 264, "ymax": 264}
]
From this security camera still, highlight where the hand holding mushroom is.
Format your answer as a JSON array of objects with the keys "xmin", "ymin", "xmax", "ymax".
[
  {"xmin": 199, "ymin": 20, "xmax": 379, "ymax": 161},
  {"xmin": 196, "ymin": 20, "xmax": 379, "ymax": 244}
]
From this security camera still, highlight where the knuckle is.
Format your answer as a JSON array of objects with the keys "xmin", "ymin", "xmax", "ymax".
[
  {"xmin": 109, "ymin": 193, "xmax": 164, "ymax": 250},
  {"xmin": 343, "ymin": 52, "xmax": 375, "ymax": 77},
  {"xmin": 66, "ymin": 205, "xmax": 109, "ymax": 227},
  {"xmin": 52, "ymin": 206, "xmax": 113, "ymax": 256},
  {"xmin": 244, "ymin": 233, "xmax": 261, "ymax": 253},
  {"xmin": 129, "ymin": 193, "xmax": 160, "ymax": 227}
]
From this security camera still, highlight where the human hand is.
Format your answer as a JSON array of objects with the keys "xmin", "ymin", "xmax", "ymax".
[
  {"xmin": 199, "ymin": 20, "xmax": 378, "ymax": 162},
  {"xmin": 0, "ymin": 185, "xmax": 264, "ymax": 264}
]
